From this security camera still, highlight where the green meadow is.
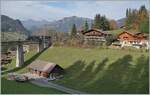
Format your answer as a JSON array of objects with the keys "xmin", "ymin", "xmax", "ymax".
[{"xmin": 2, "ymin": 47, "xmax": 149, "ymax": 94}]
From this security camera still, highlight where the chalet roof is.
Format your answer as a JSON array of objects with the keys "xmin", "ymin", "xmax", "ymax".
[
  {"xmin": 119, "ymin": 31, "xmax": 145, "ymax": 36},
  {"xmin": 27, "ymin": 60, "xmax": 57, "ymax": 73},
  {"xmin": 118, "ymin": 31, "xmax": 148, "ymax": 40},
  {"xmin": 82, "ymin": 28, "xmax": 111, "ymax": 35}
]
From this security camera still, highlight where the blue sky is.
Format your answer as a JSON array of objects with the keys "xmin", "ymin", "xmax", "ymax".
[{"xmin": 1, "ymin": 0, "xmax": 149, "ymax": 21}]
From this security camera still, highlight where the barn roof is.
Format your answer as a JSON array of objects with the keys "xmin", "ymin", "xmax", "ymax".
[{"xmin": 27, "ymin": 60, "xmax": 57, "ymax": 73}]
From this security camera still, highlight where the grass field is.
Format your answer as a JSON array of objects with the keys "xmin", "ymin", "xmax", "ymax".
[
  {"xmin": 2, "ymin": 46, "xmax": 149, "ymax": 94},
  {"xmin": 1, "ymin": 78, "xmax": 65, "ymax": 94}
]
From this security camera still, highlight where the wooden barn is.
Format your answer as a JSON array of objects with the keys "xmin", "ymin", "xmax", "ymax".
[
  {"xmin": 117, "ymin": 31, "xmax": 148, "ymax": 48},
  {"xmin": 81, "ymin": 28, "xmax": 112, "ymax": 42},
  {"xmin": 27, "ymin": 60, "xmax": 64, "ymax": 78}
]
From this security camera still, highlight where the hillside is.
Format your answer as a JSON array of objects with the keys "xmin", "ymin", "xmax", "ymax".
[
  {"xmin": 22, "ymin": 16, "xmax": 93, "ymax": 32},
  {"xmin": 1, "ymin": 15, "xmax": 29, "ymax": 35}
]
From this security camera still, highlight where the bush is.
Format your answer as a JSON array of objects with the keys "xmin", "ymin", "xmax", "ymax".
[{"xmin": 105, "ymin": 35, "xmax": 117, "ymax": 46}]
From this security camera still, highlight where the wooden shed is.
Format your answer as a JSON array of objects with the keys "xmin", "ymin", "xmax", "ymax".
[{"xmin": 27, "ymin": 60, "xmax": 64, "ymax": 78}]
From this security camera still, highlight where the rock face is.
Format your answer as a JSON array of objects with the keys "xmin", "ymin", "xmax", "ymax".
[
  {"xmin": 1, "ymin": 15, "xmax": 29, "ymax": 35},
  {"xmin": 22, "ymin": 16, "xmax": 93, "ymax": 32}
]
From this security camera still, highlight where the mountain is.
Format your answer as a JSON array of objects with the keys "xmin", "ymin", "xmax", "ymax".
[
  {"xmin": 116, "ymin": 18, "xmax": 126, "ymax": 28},
  {"xmin": 22, "ymin": 19, "xmax": 50, "ymax": 32},
  {"xmin": 1, "ymin": 15, "xmax": 29, "ymax": 35},
  {"xmin": 48, "ymin": 16, "xmax": 93, "ymax": 32},
  {"xmin": 22, "ymin": 16, "xmax": 93, "ymax": 32}
]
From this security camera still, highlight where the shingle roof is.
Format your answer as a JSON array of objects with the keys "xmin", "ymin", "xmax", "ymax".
[{"xmin": 27, "ymin": 60, "xmax": 56, "ymax": 73}]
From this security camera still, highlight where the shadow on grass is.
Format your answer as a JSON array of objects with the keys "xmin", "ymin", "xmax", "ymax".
[
  {"xmin": 60, "ymin": 55, "xmax": 149, "ymax": 94},
  {"xmin": 89, "ymin": 55, "xmax": 132, "ymax": 93},
  {"xmin": 1, "ymin": 48, "xmax": 48, "ymax": 75}
]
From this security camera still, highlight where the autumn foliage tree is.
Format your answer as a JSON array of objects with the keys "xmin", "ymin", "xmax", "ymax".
[
  {"xmin": 109, "ymin": 20, "xmax": 117, "ymax": 30},
  {"xmin": 125, "ymin": 5, "xmax": 149, "ymax": 33}
]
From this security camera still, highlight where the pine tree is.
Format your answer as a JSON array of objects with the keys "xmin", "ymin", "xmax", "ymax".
[
  {"xmin": 84, "ymin": 20, "xmax": 89, "ymax": 32},
  {"xmin": 93, "ymin": 14, "xmax": 110, "ymax": 30},
  {"xmin": 125, "ymin": 8, "xmax": 137, "ymax": 29},
  {"xmin": 139, "ymin": 5, "xmax": 148, "ymax": 20},
  {"xmin": 93, "ymin": 14, "xmax": 101, "ymax": 29},
  {"xmin": 126, "ymin": 8, "xmax": 129, "ymax": 17},
  {"xmin": 93, "ymin": 14, "xmax": 98, "ymax": 28},
  {"xmin": 91, "ymin": 22, "xmax": 94, "ymax": 29},
  {"xmin": 100, "ymin": 16, "xmax": 110, "ymax": 30},
  {"xmin": 71, "ymin": 24, "xmax": 77, "ymax": 38}
]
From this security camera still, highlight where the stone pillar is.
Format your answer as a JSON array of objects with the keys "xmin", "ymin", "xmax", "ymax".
[
  {"xmin": 44, "ymin": 42, "xmax": 47, "ymax": 48},
  {"xmin": 43, "ymin": 36, "xmax": 48, "ymax": 48},
  {"xmin": 37, "ymin": 41, "xmax": 44, "ymax": 52},
  {"xmin": 16, "ymin": 43, "xmax": 24, "ymax": 67}
]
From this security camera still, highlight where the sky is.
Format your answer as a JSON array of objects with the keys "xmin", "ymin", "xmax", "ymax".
[{"xmin": 1, "ymin": 0, "xmax": 149, "ymax": 21}]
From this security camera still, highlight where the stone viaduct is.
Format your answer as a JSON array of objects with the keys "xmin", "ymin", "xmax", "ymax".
[{"xmin": 1, "ymin": 36, "xmax": 51, "ymax": 67}]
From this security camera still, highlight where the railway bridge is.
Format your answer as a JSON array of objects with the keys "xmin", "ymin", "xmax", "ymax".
[{"xmin": 1, "ymin": 36, "xmax": 51, "ymax": 67}]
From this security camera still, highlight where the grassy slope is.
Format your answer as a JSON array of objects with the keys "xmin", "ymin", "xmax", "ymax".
[
  {"xmin": 1, "ymin": 78, "xmax": 65, "ymax": 94},
  {"xmin": 2, "ymin": 47, "xmax": 149, "ymax": 94},
  {"xmin": 37, "ymin": 47, "xmax": 149, "ymax": 94},
  {"xmin": 109, "ymin": 28, "xmax": 124, "ymax": 35},
  {"xmin": 37, "ymin": 47, "xmax": 148, "ymax": 68}
]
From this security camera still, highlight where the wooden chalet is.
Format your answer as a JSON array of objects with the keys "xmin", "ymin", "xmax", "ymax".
[
  {"xmin": 27, "ymin": 60, "xmax": 64, "ymax": 78},
  {"xmin": 117, "ymin": 31, "xmax": 148, "ymax": 48},
  {"xmin": 81, "ymin": 28, "xmax": 112, "ymax": 42}
]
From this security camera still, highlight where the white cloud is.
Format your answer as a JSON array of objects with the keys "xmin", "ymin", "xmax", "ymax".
[{"xmin": 1, "ymin": 1, "xmax": 70, "ymax": 21}]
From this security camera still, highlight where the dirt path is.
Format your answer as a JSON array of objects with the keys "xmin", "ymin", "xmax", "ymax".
[{"xmin": 30, "ymin": 79, "xmax": 87, "ymax": 94}]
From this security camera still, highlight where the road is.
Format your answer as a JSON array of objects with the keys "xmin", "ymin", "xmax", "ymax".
[{"xmin": 30, "ymin": 79, "xmax": 87, "ymax": 94}]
